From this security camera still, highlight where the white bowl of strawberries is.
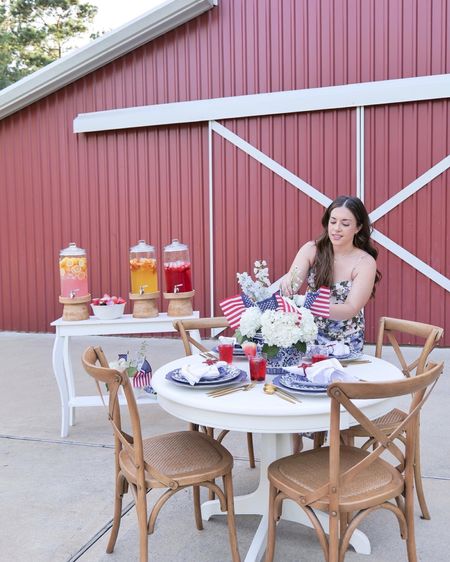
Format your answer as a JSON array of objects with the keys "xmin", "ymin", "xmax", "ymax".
[{"xmin": 91, "ymin": 294, "xmax": 126, "ymax": 320}]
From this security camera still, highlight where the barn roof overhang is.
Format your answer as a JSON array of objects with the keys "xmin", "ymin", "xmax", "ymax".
[
  {"xmin": 0, "ymin": 0, "xmax": 217, "ymax": 121},
  {"xmin": 73, "ymin": 73, "xmax": 450, "ymax": 133}
]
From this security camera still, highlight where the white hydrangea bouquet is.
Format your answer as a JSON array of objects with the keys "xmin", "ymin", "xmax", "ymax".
[{"xmin": 220, "ymin": 261, "xmax": 318, "ymax": 364}]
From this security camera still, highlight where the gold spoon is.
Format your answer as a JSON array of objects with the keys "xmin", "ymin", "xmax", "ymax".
[{"xmin": 263, "ymin": 383, "xmax": 297, "ymax": 404}]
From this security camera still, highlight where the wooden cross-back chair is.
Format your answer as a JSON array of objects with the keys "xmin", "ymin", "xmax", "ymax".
[
  {"xmin": 344, "ymin": 317, "xmax": 444, "ymax": 520},
  {"xmin": 82, "ymin": 346, "xmax": 241, "ymax": 562},
  {"xmin": 265, "ymin": 361, "xmax": 443, "ymax": 562},
  {"xmin": 173, "ymin": 317, "xmax": 255, "ymax": 469}
]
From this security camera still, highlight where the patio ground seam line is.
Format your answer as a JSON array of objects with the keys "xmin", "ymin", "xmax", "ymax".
[
  {"xmin": 0, "ymin": 434, "xmax": 114, "ymax": 449},
  {"xmin": 66, "ymin": 501, "xmax": 136, "ymax": 562}
]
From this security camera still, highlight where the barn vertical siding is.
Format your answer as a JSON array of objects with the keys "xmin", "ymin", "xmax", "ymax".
[
  {"xmin": 364, "ymin": 100, "xmax": 450, "ymax": 341},
  {"xmin": 0, "ymin": 0, "xmax": 449, "ymax": 343}
]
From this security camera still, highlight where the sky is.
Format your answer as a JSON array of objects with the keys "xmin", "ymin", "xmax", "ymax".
[{"xmin": 92, "ymin": 0, "xmax": 167, "ymax": 33}]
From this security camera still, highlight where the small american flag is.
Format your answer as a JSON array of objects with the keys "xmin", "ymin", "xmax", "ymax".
[
  {"xmin": 275, "ymin": 294, "xmax": 301, "ymax": 315},
  {"xmin": 255, "ymin": 294, "xmax": 279, "ymax": 312},
  {"xmin": 133, "ymin": 358, "xmax": 152, "ymax": 388},
  {"xmin": 304, "ymin": 286, "xmax": 331, "ymax": 318},
  {"xmin": 219, "ymin": 294, "xmax": 247, "ymax": 329}
]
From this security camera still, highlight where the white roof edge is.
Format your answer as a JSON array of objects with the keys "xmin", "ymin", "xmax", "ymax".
[
  {"xmin": 0, "ymin": 0, "xmax": 216, "ymax": 121},
  {"xmin": 73, "ymin": 73, "xmax": 450, "ymax": 133}
]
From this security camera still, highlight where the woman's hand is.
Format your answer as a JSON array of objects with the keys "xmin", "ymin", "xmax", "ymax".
[
  {"xmin": 280, "ymin": 274, "xmax": 294, "ymax": 296},
  {"xmin": 281, "ymin": 241, "xmax": 316, "ymax": 297}
]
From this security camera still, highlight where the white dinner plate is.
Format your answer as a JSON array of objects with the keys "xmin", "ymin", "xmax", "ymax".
[
  {"xmin": 273, "ymin": 374, "xmax": 328, "ymax": 396},
  {"xmin": 166, "ymin": 367, "xmax": 246, "ymax": 388}
]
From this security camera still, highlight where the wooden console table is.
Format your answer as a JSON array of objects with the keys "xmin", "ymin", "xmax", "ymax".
[{"xmin": 51, "ymin": 312, "xmax": 200, "ymax": 437}]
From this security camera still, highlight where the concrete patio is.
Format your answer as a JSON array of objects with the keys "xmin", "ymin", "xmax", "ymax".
[{"xmin": 0, "ymin": 331, "xmax": 448, "ymax": 562}]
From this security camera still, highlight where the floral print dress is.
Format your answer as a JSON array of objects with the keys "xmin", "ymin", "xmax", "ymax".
[{"xmin": 307, "ymin": 271, "xmax": 365, "ymax": 353}]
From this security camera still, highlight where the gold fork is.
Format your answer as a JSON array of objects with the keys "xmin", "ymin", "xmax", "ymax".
[{"xmin": 208, "ymin": 382, "xmax": 256, "ymax": 397}]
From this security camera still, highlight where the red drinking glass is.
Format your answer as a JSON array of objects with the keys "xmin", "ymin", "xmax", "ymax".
[
  {"xmin": 218, "ymin": 343, "xmax": 233, "ymax": 364},
  {"xmin": 249, "ymin": 355, "xmax": 267, "ymax": 381}
]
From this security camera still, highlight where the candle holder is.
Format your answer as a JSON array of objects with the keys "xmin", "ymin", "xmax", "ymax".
[
  {"xmin": 163, "ymin": 289, "xmax": 195, "ymax": 317},
  {"xmin": 129, "ymin": 291, "xmax": 160, "ymax": 318},
  {"xmin": 59, "ymin": 294, "xmax": 91, "ymax": 321}
]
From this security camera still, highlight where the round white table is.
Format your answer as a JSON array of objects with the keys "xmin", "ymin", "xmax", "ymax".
[{"xmin": 152, "ymin": 355, "xmax": 403, "ymax": 562}]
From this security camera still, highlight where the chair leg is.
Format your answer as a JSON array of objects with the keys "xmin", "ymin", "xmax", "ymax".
[
  {"xmin": 329, "ymin": 511, "xmax": 340, "ymax": 562},
  {"xmin": 223, "ymin": 473, "xmax": 241, "ymax": 562},
  {"xmin": 206, "ymin": 428, "xmax": 216, "ymax": 501},
  {"xmin": 247, "ymin": 432, "xmax": 256, "ymax": 468},
  {"xmin": 314, "ymin": 431, "xmax": 327, "ymax": 448},
  {"xmin": 193, "ymin": 486, "xmax": 204, "ymax": 530},
  {"xmin": 106, "ymin": 472, "xmax": 126, "ymax": 553},
  {"xmin": 405, "ymin": 475, "xmax": 418, "ymax": 562},
  {"xmin": 264, "ymin": 482, "xmax": 278, "ymax": 562},
  {"xmin": 135, "ymin": 486, "xmax": 149, "ymax": 562},
  {"xmin": 413, "ymin": 427, "xmax": 431, "ymax": 520},
  {"xmin": 292, "ymin": 433, "xmax": 303, "ymax": 453}
]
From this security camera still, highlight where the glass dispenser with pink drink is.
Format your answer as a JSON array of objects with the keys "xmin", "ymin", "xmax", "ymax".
[
  {"xmin": 163, "ymin": 239, "xmax": 193, "ymax": 293},
  {"xmin": 59, "ymin": 242, "xmax": 89, "ymax": 298}
]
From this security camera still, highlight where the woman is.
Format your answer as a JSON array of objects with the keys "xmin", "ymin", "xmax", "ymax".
[{"xmin": 281, "ymin": 195, "xmax": 381, "ymax": 353}]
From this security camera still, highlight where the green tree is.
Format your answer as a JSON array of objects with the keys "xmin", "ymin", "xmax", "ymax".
[{"xmin": 0, "ymin": 0, "xmax": 98, "ymax": 89}]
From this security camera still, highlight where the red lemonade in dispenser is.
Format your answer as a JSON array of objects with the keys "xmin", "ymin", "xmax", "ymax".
[
  {"xmin": 163, "ymin": 239, "xmax": 193, "ymax": 293},
  {"xmin": 164, "ymin": 261, "xmax": 192, "ymax": 293},
  {"xmin": 59, "ymin": 243, "xmax": 89, "ymax": 298}
]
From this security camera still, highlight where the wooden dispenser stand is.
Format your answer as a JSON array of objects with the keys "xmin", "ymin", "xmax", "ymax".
[
  {"xmin": 163, "ymin": 290, "xmax": 195, "ymax": 317},
  {"xmin": 129, "ymin": 291, "xmax": 160, "ymax": 318},
  {"xmin": 59, "ymin": 294, "xmax": 91, "ymax": 321}
]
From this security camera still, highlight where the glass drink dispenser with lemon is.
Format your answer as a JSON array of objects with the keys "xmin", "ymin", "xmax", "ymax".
[{"xmin": 129, "ymin": 240, "xmax": 160, "ymax": 318}]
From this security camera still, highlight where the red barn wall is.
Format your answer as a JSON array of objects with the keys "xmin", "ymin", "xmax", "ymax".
[{"xmin": 0, "ymin": 0, "xmax": 448, "ymax": 344}]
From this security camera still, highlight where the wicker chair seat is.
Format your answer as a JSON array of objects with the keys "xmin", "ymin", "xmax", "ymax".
[
  {"xmin": 119, "ymin": 430, "xmax": 234, "ymax": 488},
  {"xmin": 269, "ymin": 446, "xmax": 404, "ymax": 512},
  {"xmin": 348, "ymin": 407, "xmax": 407, "ymax": 437}
]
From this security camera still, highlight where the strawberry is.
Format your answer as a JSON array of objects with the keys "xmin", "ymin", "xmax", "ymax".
[
  {"xmin": 117, "ymin": 297, "xmax": 126, "ymax": 304},
  {"xmin": 91, "ymin": 298, "xmax": 100, "ymax": 305}
]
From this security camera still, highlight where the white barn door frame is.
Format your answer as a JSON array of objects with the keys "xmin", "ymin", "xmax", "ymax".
[{"xmin": 208, "ymin": 112, "xmax": 450, "ymax": 314}]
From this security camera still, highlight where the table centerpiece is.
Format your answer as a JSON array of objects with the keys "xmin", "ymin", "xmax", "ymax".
[{"xmin": 220, "ymin": 260, "xmax": 318, "ymax": 374}]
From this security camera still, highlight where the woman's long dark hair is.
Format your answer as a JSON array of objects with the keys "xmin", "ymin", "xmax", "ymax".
[{"xmin": 313, "ymin": 195, "xmax": 381, "ymax": 297}]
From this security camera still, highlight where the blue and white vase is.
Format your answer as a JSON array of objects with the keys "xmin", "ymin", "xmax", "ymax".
[{"xmin": 254, "ymin": 334, "xmax": 304, "ymax": 375}]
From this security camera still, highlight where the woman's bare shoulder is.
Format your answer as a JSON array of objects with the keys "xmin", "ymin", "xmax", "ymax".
[{"xmin": 299, "ymin": 240, "xmax": 317, "ymax": 257}]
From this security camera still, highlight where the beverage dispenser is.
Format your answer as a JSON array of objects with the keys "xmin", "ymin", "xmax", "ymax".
[
  {"xmin": 58, "ymin": 242, "xmax": 91, "ymax": 320},
  {"xmin": 163, "ymin": 239, "xmax": 195, "ymax": 316},
  {"xmin": 129, "ymin": 240, "xmax": 160, "ymax": 318}
]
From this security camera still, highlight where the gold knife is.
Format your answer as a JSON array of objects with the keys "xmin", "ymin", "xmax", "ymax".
[{"xmin": 273, "ymin": 386, "xmax": 302, "ymax": 403}]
